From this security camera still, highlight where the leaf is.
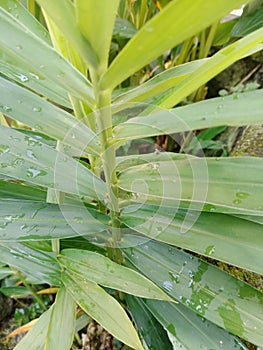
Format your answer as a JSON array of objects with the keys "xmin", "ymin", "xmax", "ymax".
[
  {"xmin": 45, "ymin": 287, "xmax": 76, "ymax": 350},
  {"xmin": 118, "ymin": 157, "xmax": 263, "ymax": 215},
  {"xmin": 62, "ymin": 271, "xmax": 144, "ymax": 350},
  {"xmin": 0, "ymin": 181, "xmax": 47, "ymax": 201},
  {"xmin": 116, "ymin": 152, "xmax": 190, "ymax": 172},
  {"xmin": 213, "ymin": 18, "xmax": 238, "ymax": 46},
  {"xmin": 112, "ymin": 59, "xmax": 208, "ymax": 107},
  {"xmin": 123, "ymin": 240, "xmax": 263, "ymax": 346},
  {"xmin": 144, "ymin": 299, "xmax": 247, "ymax": 349},
  {"xmin": 0, "ymin": 6, "xmax": 95, "ymax": 107},
  {"xmin": 0, "ymin": 286, "xmax": 32, "ymax": 298},
  {"xmin": 113, "ymin": 17, "xmax": 138, "ymax": 39},
  {"xmin": 120, "ymin": 204, "xmax": 263, "ymax": 275},
  {"xmin": 1, "ymin": 0, "xmax": 51, "ymax": 44},
  {"xmin": 59, "ymin": 249, "xmax": 172, "ymax": 300},
  {"xmin": 0, "ymin": 242, "xmax": 60, "ymax": 285},
  {"xmin": 126, "ymin": 295, "xmax": 173, "ymax": 350},
  {"xmin": 0, "ymin": 200, "xmax": 108, "ymax": 241},
  {"xmin": 0, "ymin": 1, "xmax": 71, "ymax": 108},
  {"xmin": 0, "ymin": 126, "xmax": 106, "ymax": 201},
  {"xmin": 0, "ymin": 77, "xmax": 100, "ymax": 157},
  {"xmin": 36, "ymin": 0, "xmax": 98, "ymax": 68},
  {"xmin": 75, "ymin": 0, "xmax": 120, "ymax": 69},
  {"xmin": 150, "ymin": 28, "xmax": 263, "ymax": 109},
  {"xmin": 232, "ymin": 7, "xmax": 263, "ymax": 37},
  {"xmin": 14, "ymin": 307, "xmax": 52, "ymax": 350},
  {"xmin": 101, "ymin": 0, "xmax": 251, "ymax": 89},
  {"xmin": 114, "ymin": 89, "xmax": 263, "ymax": 141}
]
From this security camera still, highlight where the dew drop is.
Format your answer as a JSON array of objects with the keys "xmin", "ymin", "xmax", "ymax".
[
  {"xmin": 205, "ymin": 245, "xmax": 215, "ymax": 255},
  {"xmin": 233, "ymin": 199, "xmax": 242, "ymax": 205},
  {"xmin": 163, "ymin": 280, "xmax": 173, "ymax": 292},
  {"xmin": 15, "ymin": 73, "xmax": 28, "ymax": 82},
  {"xmin": 24, "ymin": 136, "xmax": 42, "ymax": 147},
  {"xmin": 2, "ymin": 105, "xmax": 12, "ymax": 112},
  {"xmin": 15, "ymin": 45, "xmax": 22, "ymax": 50},
  {"xmin": 32, "ymin": 106, "xmax": 42, "ymax": 112},
  {"xmin": 29, "ymin": 72, "xmax": 40, "ymax": 80},
  {"xmin": 26, "ymin": 150, "xmax": 38, "ymax": 160},
  {"xmin": 57, "ymin": 71, "xmax": 65, "ymax": 78},
  {"xmin": 73, "ymin": 217, "xmax": 84, "ymax": 224},
  {"xmin": 236, "ymin": 191, "xmax": 249, "ymax": 199},
  {"xmin": 26, "ymin": 167, "xmax": 48, "ymax": 178},
  {"xmin": 11, "ymin": 158, "xmax": 25, "ymax": 167},
  {"xmin": 0, "ymin": 145, "xmax": 10, "ymax": 155}
]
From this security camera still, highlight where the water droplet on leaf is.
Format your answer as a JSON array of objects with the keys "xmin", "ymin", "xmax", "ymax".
[
  {"xmin": 32, "ymin": 106, "xmax": 42, "ymax": 112},
  {"xmin": 0, "ymin": 145, "xmax": 10, "ymax": 155},
  {"xmin": 205, "ymin": 245, "xmax": 215, "ymax": 255},
  {"xmin": 26, "ymin": 167, "xmax": 47, "ymax": 178}
]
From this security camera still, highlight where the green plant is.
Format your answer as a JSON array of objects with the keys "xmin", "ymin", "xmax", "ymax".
[{"xmin": 0, "ymin": 0, "xmax": 263, "ymax": 349}]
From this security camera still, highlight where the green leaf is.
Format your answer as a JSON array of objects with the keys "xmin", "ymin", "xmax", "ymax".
[
  {"xmin": 0, "ymin": 126, "xmax": 106, "ymax": 201},
  {"xmin": 0, "ymin": 266, "xmax": 13, "ymax": 280},
  {"xmin": 0, "ymin": 7, "xmax": 95, "ymax": 107},
  {"xmin": 0, "ymin": 243, "xmax": 60, "ymax": 285},
  {"xmin": 126, "ymin": 295, "xmax": 173, "ymax": 350},
  {"xmin": 116, "ymin": 152, "xmax": 190, "ymax": 172},
  {"xmin": 232, "ymin": 6, "xmax": 263, "ymax": 37},
  {"xmin": 114, "ymin": 89, "xmax": 263, "ymax": 141},
  {"xmin": 0, "ymin": 180, "xmax": 47, "ymax": 201},
  {"xmin": 151, "ymin": 28, "xmax": 263, "ymax": 109},
  {"xmin": 1, "ymin": 0, "xmax": 51, "ymax": 44},
  {"xmin": 62, "ymin": 271, "xmax": 144, "ymax": 350},
  {"xmin": 113, "ymin": 17, "xmax": 138, "ymax": 39},
  {"xmin": 121, "ymin": 204, "xmax": 263, "ymax": 274},
  {"xmin": 112, "ymin": 59, "xmax": 207, "ymax": 107},
  {"xmin": 118, "ymin": 157, "xmax": 263, "ymax": 215},
  {"xmin": 14, "ymin": 307, "xmax": 52, "ymax": 350},
  {"xmin": 0, "ymin": 1, "xmax": 71, "ymax": 108},
  {"xmin": 123, "ymin": 240, "xmax": 263, "ymax": 346},
  {"xmin": 0, "ymin": 78, "xmax": 99, "ymax": 157},
  {"xmin": 213, "ymin": 18, "xmax": 238, "ymax": 46},
  {"xmin": 59, "ymin": 249, "xmax": 172, "ymax": 301},
  {"xmin": 0, "ymin": 200, "xmax": 108, "ymax": 241},
  {"xmin": 45, "ymin": 287, "xmax": 76, "ymax": 350},
  {"xmin": 36, "ymin": 0, "xmax": 98, "ymax": 68},
  {"xmin": 0, "ymin": 286, "xmax": 32, "ymax": 298},
  {"xmin": 75, "ymin": 0, "xmax": 120, "ymax": 70},
  {"xmin": 101, "ymin": 0, "xmax": 251, "ymax": 89},
  {"xmin": 144, "ymin": 299, "xmax": 247, "ymax": 349}
]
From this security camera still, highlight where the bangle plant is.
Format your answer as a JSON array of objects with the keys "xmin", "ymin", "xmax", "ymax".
[{"xmin": 0, "ymin": 0, "xmax": 263, "ymax": 349}]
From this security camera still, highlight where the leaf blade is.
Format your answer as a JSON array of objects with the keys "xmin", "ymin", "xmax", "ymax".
[
  {"xmin": 59, "ymin": 249, "xmax": 172, "ymax": 301},
  {"xmin": 114, "ymin": 89, "xmax": 263, "ymax": 140},
  {"xmin": 44, "ymin": 287, "xmax": 76, "ymax": 350},
  {"xmin": 118, "ymin": 157, "xmax": 263, "ymax": 215},
  {"xmin": 0, "ymin": 6, "xmax": 95, "ymax": 107},
  {"xmin": 0, "ymin": 200, "xmax": 108, "ymax": 241},
  {"xmin": 62, "ymin": 271, "xmax": 144, "ymax": 350},
  {"xmin": 0, "ymin": 78, "xmax": 99, "ymax": 157},
  {"xmin": 0, "ymin": 126, "xmax": 106, "ymax": 201},
  {"xmin": 101, "ymin": 0, "xmax": 251, "ymax": 89},
  {"xmin": 123, "ymin": 240, "xmax": 263, "ymax": 346}
]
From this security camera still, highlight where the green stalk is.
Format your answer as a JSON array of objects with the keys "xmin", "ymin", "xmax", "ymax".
[
  {"xmin": 14, "ymin": 269, "xmax": 47, "ymax": 310},
  {"xmin": 91, "ymin": 67, "xmax": 123, "ymax": 262},
  {"xmin": 203, "ymin": 21, "xmax": 219, "ymax": 58}
]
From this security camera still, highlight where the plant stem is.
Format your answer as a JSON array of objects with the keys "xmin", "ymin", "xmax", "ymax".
[
  {"xmin": 96, "ymin": 90, "xmax": 121, "ymax": 242},
  {"xmin": 14, "ymin": 269, "xmax": 47, "ymax": 310}
]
